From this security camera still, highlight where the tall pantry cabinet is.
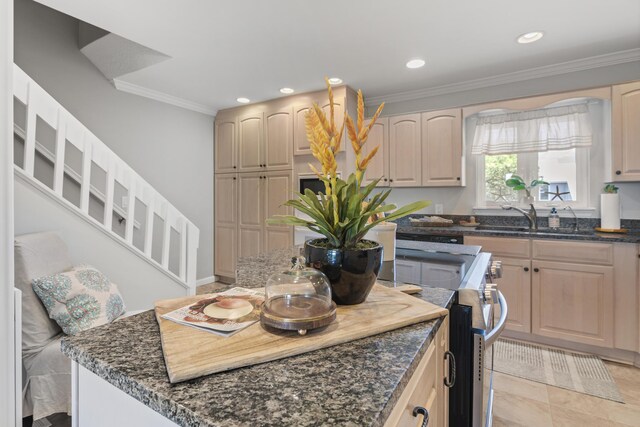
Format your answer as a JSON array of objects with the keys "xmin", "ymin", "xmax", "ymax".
[{"xmin": 215, "ymin": 108, "xmax": 293, "ymax": 280}]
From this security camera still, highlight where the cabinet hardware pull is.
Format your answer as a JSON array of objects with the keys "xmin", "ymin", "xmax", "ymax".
[
  {"xmin": 534, "ymin": 268, "xmax": 539, "ymax": 272},
  {"xmin": 615, "ymin": 170, "xmax": 621, "ymax": 175},
  {"xmin": 233, "ymin": 177, "xmax": 236, "ymax": 180},
  {"xmin": 389, "ymin": 179, "xmax": 394, "ymax": 182},
  {"xmin": 456, "ymin": 177, "xmax": 461, "ymax": 180},
  {"xmin": 233, "ymin": 166, "xmax": 236, "ymax": 169},
  {"xmin": 524, "ymin": 267, "xmax": 529, "ymax": 272},
  {"xmin": 444, "ymin": 350, "xmax": 456, "ymax": 388},
  {"xmin": 412, "ymin": 406, "xmax": 429, "ymax": 427},
  {"xmin": 383, "ymin": 178, "xmax": 388, "ymax": 182}
]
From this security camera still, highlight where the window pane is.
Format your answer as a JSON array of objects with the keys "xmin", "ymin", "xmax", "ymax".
[
  {"xmin": 485, "ymin": 154, "xmax": 519, "ymax": 204},
  {"xmin": 537, "ymin": 149, "xmax": 577, "ymax": 202}
]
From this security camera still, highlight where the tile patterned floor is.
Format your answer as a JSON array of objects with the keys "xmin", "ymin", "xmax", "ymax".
[
  {"xmin": 196, "ymin": 283, "xmax": 640, "ymax": 427},
  {"xmin": 491, "ymin": 361, "xmax": 640, "ymax": 427}
]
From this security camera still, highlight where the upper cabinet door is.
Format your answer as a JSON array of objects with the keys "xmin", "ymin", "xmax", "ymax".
[
  {"xmin": 214, "ymin": 118, "xmax": 237, "ymax": 173},
  {"xmin": 612, "ymin": 81, "xmax": 640, "ymax": 182},
  {"xmin": 238, "ymin": 112, "xmax": 264, "ymax": 172},
  {"xmin": 264, "ymin": 107, "xmax": 293, "ymax": 170},
  {"xmin": 421, "ymin": 109, "xmax": 462, "ymax": 187},
  {"xmin": 361, "ymin": 117, "xmax": 389, "ymax": 187},
  {"xmin": 389, "ymin": 114, "xmax": 422, "ymax": 187},
  {"xmin": 294, "ymin": 104, "xmax": 312, "ymax": 155}
]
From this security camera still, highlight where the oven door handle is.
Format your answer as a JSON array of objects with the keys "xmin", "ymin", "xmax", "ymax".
[{"xmin": 484, "ymin": 291, "xmax": 508, "ymax": 348}]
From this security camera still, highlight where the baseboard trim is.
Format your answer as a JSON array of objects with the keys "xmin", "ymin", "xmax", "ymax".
[{"xmin": 196, "ymin": 276, "xmax": 217, "ymax": 286}]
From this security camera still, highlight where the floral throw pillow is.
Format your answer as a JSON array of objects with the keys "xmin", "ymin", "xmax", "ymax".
[{"xmin": 32, "ymin": 266, "xmax": 126, "ymax": 335}]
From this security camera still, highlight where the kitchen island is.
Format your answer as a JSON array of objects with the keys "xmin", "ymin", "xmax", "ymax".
[{"xmin": 61, "ymin": 248, "xmax": 455, "ymax": 427}]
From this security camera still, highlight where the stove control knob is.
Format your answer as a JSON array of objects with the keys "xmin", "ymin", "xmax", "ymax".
[
  {"xmin": 490, "ymin": 261, "xmax": 503, "ymax": 279},
  {"xmin": 484, "ymin": 283, "xmax": 499, "ymax": 304}
]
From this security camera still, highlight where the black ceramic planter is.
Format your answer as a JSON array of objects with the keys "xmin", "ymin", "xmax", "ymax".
[{"xmin": 304, "ymin": 239, "xmax": 383, "ymax": 305}]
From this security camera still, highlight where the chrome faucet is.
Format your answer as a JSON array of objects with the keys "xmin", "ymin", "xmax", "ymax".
[
  {"xmin": 502, "ymin": 204, "xmax": 538, "ymax": 231},
  {"xmin": 562, "ymin": 206, "xmax": 579, "ymax": 232}
]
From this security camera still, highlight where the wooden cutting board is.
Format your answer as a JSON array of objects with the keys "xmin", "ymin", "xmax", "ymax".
[{"xmin": 155, "ymin": 284, "xmax": 447, "ymax": 383}]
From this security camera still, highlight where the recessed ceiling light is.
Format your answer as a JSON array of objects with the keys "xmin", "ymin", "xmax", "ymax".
[
  {"xmin": 406, "ymin": 59, "xmax": 426, "ymax": 69},
  {"xmin": 328, "ymin": 77, "xmax": 342, "ymax": 85},
  {"xmin": 517, "ymin": 31, "xmax": 544, "ymax": 44},
  {"xmin": 236, "ymin": 97, "xmax": 250, "ymax": 104},
  {"xmin": 280, "ymin": 87, "xmax": 295, "ymax": 94}
]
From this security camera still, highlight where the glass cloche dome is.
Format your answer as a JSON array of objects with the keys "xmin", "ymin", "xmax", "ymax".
[{"xmin": 260, "ymin": 256, "xmax": 336, "ymax": 335}]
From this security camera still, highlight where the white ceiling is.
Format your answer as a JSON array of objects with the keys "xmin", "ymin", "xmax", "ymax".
[{"xmin": 35, "ymin": 0, "xmax": 640, "ymax": 115}]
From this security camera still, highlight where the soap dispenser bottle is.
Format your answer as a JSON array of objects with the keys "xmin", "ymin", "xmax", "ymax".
[{"xmin": 549, "ymin": 207, "xmax": 560, "ymax": 229}]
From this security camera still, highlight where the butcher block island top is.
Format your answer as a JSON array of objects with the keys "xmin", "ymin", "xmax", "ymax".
[{"xmin": 62, "ymin": 247, "xmax": 455, "ymax": 427}]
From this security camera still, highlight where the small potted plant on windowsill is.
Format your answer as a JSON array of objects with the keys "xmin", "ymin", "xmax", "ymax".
[
  {"xmin": 505, "ymin": 175, "xmax": 549, "ymax": 205},
  {"xmin": 267, "ymin": 79, "xmax": 430, "ymax": 305}
]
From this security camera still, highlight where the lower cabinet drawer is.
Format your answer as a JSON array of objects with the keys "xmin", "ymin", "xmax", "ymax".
[{"xmin": 384, "ymin": 342, "xmax": 440, "ymax": 427}]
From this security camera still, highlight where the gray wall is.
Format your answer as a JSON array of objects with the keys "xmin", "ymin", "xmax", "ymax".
[
  {"xmin": 15, "ymin": 178, "xmax": 191, "ymax": 310},
  {"xmin": 14, "ymin": 0, "xmax": 215, "ymax": 279},
  {"xmin": 366, "ymin": 61, "xmax": 640, "ymax": 219}
]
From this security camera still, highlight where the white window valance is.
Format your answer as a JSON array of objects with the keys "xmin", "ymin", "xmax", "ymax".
[{"xmin": 471, "ymin": 103, "xmax": 593, "ymax": 155}]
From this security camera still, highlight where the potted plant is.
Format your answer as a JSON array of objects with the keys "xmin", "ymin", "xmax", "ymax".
[
  {"xmin": 505, "ymin": 175, "xmax": 549, "ymax": 205},
  {"xmin": 267, "ymin": 79, "xmax": 430, "ymax": 305}
]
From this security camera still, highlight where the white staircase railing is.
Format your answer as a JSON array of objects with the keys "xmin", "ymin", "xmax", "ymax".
[{"xmin": 13, "ymin": 64, "xmax": 199, "ymax": 290}]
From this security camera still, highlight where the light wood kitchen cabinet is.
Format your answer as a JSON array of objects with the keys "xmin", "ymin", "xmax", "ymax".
[
  {"xmin": 238, "ymin": 173, "xmax": 264, "ymax": 258},
  {"xmin": 465, "ymin": 235, "xmax": 632, "ymax": 352},
  {"xmin": 238, "ymin": 112, "xmax": 264, "ymax": 172},
  {"xmin": 216, "ymin": 171, "xmax": 293, "ymax": 279},
  {"xmin": 464, "ymin": 236, "xmax": 531, "ymax": 333},
  {"xmin": 494, "ymin": 256, "xmax": 531, "ymax": 333},
  {"xmin": 421, "ymin": 109, "xmax": 462, "ymax": 187},
  {"xmin": 531, "ymin": 260, "xmax": 614, "ymax": 348},
  {"xmin": 264, "ymin": 107, "xmax": 293, "ymax": 170},
  {"xmin": 238, "ymin": 171, "xmax": 293, "ymax": 258},
  {"xmin": 612, "ymin": 81, "xmax": 640, "ymax": 182},
  {"xmin": 385, "ymin": 317, "xmax": 449, "ymax": 427},
  {"xmin": 389, "ymin": 114, "xmax": 422, "ymax": 187},
  {"xmin": 361, "ymin": 117, "xmax": 389, "ymax": 187},
  {"xmin": 214, "ymin": 117, "xmax": 237, "ymax": 173},
  {"xmin": 214, "ymin": 174, "xmax": 238, "ymax": 278},
  {"xmin": 238, "ymin": 108, "xmax": 293, "ymax": 172}
]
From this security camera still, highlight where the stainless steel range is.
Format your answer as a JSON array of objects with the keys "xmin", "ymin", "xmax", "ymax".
[{"xmin": 380, "ymin": 239, "xmax": 507, "ymax": 427}]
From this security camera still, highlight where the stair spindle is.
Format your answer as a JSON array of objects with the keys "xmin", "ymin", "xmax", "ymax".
[
  {"xmin": 179, "ymin": 218, "xmax": 187, "ymax": 281},
  {"xmin": 161, "ymin": 208, "xmax": 172, "ymax": 269},
  {"xmin": 103, "ymin": 161, "xmax": 115, "ymax": 229},
  {"xmin": 125, "ymin": 179, "xmax": 136, "ymax": 243},
  {"xmin": 80, "ymin": 139, "xmax": 92, "ymax": 214},
  {"xmin": 144, "ymin": 197, "xmax": 155, "ymax": 257},
  {"xmin": 23, "ymin": 82, "xmax": 37, "ymax": 176},
  {"xmin": 53, "ymin": 110, "xmax": 67, "ymax": 195}
]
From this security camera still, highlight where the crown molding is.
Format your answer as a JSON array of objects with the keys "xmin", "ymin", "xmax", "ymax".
[
  {"xmin": 112, "ymin": 79, "xmax": 217, "ymax": 116},
  {"xmin": 367, "ymin": 49, "xmax": 640, "ymax": 105}
]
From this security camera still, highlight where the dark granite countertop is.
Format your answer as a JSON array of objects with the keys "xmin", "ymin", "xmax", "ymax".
[
  {"xmin": 397, "ymin": 224, "xmax": 640, "ymax": 243},
  {"xmin": 395, "ymin": 215, "xmax": 640, "ymax": 244},
  {"xmin": 61, "ymin": 248, "xmax": 455, "ymax": 427}
]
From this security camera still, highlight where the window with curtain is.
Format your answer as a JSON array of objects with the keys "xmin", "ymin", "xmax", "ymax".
[{"xmin": 472, "ymin": 100, "xmax": 597, "ymax": 208}]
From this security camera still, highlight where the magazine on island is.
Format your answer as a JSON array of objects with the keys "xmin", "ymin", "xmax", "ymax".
[{"xmin": 161, "ymin": 287, "xmax": 265, "ymax": 337}]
